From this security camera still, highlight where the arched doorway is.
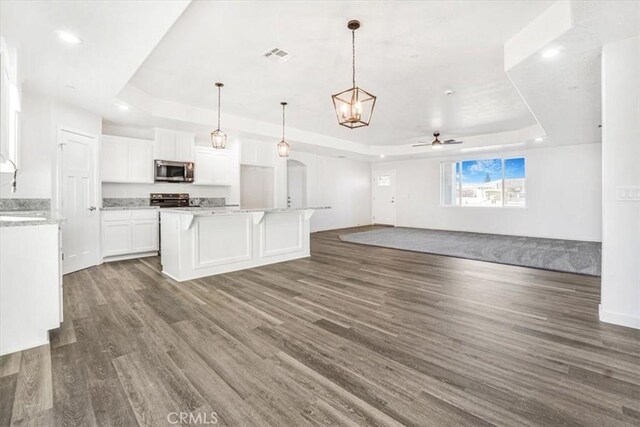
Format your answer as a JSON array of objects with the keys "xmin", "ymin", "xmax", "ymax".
[{"xmin": 287, "ymin": 159, "xmax": 307, "ymax": 208}]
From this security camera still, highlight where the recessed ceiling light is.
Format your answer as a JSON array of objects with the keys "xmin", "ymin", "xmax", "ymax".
[
  {"xmin": 444, "ymin": 89, "xmax": 455, "ymax": 96},
  {"xmin": 541, "ymin": 47, "xmax": 560, "ymax": 59},
  {"xmin": 57, "ymin": 31, "xmax": 82, "ymax": 44},
  {"xmin": 534, "ymin": 137, "xmax": 544, "ymax": 142},
  {"xmin": 117, "ymin": 104, "xmax": 130, "ymax": 111},
  {"xmin": 379, "ymin": 154, "xmax": 385, "ymax": 158}
]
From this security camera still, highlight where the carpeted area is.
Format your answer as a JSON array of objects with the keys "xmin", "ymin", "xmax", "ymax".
[{"xmin": 339, "ymin": 227, "xmax": 601, "ymax": 276}]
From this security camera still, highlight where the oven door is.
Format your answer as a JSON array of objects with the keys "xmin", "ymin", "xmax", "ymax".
[{"xmin": 155, "ymin": 160, "xmax": 189, "ymax": 182}]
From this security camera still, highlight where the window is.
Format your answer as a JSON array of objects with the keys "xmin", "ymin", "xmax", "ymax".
[
  {"xmin": 441, "ymin": 157, "xmax": 525, "ymax": 207},
  {"xmin": 376, "ymin": 175, "xmax": 391, "ymax": 186}
]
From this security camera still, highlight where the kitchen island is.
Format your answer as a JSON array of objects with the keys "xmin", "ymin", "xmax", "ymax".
[{"xmin": 160, "ymin": 207, "xmax": 329, "ymax": 281}]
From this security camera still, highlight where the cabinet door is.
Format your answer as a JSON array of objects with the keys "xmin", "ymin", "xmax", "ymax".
[
  {"xmin": 128, "ymin": 139, "xmax": 153, "ymax": 183},
  {"xmin": 102, "ymin": 221, "xmax": 132, "ymax": 256},
  {"xmin": 211, "ymin": 151, "xmax": 232, "ymax": 185},
  {"xmin": 193, "ymin": 147, "xmax": 215, "ymax": 185},
  {"xmin": 154, "ymin": 129, "xmax": 176, "ymax": 160},
  {"xmin": 175, "ymin": 132, "xmax": 195, "ymax": 162},
  {"xmin": 132, "ymin": 220, "xmax": 159, "ymax": 253},
  {"xmin": 101, "ymin": 137, "xmax": 129, "ymax": 182},
  {"xmin": 240, "ymin": 139, "xmax": 259, "ymax": 165}
]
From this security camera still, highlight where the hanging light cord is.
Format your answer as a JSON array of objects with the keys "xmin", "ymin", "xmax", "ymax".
[
  {"xmin": 352, "ymin": 29, "xmax": 356, "ymax": 88},
  {"xmin": 282, "ymin": 104, "xmax": 286, "ymax": 141},
  {"xmin": 217, "ymin": 85, "xmax": 222, "ymax": 131}
]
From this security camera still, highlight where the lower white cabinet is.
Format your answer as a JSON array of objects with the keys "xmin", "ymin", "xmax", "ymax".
[{"xmin": 102, "ymin": 209, "xmax": 159, "ymax": 260}]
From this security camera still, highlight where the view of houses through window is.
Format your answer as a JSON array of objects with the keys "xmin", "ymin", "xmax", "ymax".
[{"xmin": 441, "ymin": 157, "xmax": 526, "ymax": 207}]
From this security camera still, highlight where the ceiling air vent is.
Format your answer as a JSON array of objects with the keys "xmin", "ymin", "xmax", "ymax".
[{"xmin": 263, "ymin": 47, "xmax": 291, "ymax": 63}]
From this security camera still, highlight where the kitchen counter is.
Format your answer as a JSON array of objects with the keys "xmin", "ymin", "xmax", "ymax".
[
  {"xmin": 0, "ymin": 210, "xmax": 64, "ymax": 227},
  {"xmin": 100, "ymin": 206, "xmax": 159, "ymax": 211},
  {"xmin": 160, "ymin": 207, "xmax": 328, "ymax": 281},
  {"xmin": 161, "ymin": 206, "xmax": 331, "ymax": 215}
]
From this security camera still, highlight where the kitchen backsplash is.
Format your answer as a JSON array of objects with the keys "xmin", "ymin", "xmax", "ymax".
[
  {"xmin": 103, "ymin": 197, "xmax": 227, "ymax": 208},
  {"xmin": 0, "ymin": 198, "xmax": 51, "ymax": 211}
]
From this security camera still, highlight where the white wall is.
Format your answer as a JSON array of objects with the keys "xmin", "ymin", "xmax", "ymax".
[
  {"xmin": 289, "ymin": 151, "xmax": 371, "ymax": 232},
  {"xmin": 372, "ymin": 143, "xmax": 602, "ymax": 241},
  {"xmin": 600, "ymin": 36, "xmax": 640, "ymax": 329},
  {"xmin": 0, "ymin": 91, "xmax": 101, "ymax": 200}
]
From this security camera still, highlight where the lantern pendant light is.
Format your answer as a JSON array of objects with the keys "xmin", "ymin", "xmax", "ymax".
[
  {"xmin": 211, "ymin": 82, "xmax": 227, "ymax": 149},
  {"xmin": 332, "ymin": 20, "xmax": 376, "ymax": 129},
  {"xmin": 277, "ymin": 102, "xmax": 290, "ymax": 157}
]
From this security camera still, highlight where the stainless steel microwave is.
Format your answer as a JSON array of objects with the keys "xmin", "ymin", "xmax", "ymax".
[{"xmin": 154, "ymin": 160, "xmax": 194, "ymax": 183}]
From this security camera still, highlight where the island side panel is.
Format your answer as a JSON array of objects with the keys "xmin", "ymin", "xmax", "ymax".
[
  {"xmin": 160, "ymin": 211, "xmax": 182, "ymax": 280},
  {"xmin": 160, "ymin": 210, "xmax": 312, "ymax": 282}
]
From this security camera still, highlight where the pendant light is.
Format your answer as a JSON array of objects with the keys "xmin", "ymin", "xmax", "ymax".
[
  {"xmin": 211, "ymin": 82, "xmax": 227, "ymax": 149},
  {"xmin": 277, "ymin": 102, "xmax": 290, "ymax": 157},
  {"xmin": 331, "ymin": 20, "xmax": 376, "ymax": 129}
]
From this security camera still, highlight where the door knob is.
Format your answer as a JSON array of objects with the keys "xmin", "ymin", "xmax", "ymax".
[{"xmin": 88, "ymin": 206, "xmax": 96, "ymax": 211}]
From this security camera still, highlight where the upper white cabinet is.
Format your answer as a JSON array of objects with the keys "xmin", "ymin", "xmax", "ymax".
[
  {"xmin": 193, "ymin": 146, "xmax": 233, "ymax": 186},
  {"xmin": 240, "ymin": 139, "xmax": 274, "ymax": 167},
  {"xmin": 154, "ymin": 128, "xmax": 194, "ymax": 162},
  {"xmin": 101, "ymin": 135, "xmax": 154, "ymax": 183}
]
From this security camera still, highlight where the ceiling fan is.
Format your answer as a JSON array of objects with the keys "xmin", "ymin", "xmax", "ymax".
[{"xmin": 413, "ymin": 132, "xmax": 463, "ymax": 149}]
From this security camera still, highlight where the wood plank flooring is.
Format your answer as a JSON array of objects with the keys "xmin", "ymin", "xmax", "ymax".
[{"xmin": 1, "ymin": 226, "xmax": 639, "ymax": 426}]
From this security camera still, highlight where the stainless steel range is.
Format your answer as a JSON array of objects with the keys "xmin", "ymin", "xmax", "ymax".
[{"xmin": 150, "ymin": 193, "xmax": 191, "ymax": 208}]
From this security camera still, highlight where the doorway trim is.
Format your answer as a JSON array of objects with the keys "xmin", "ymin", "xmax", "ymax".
[{"xmin": 55, "ymin": 125, "xmax": 101, "ymax": 271}]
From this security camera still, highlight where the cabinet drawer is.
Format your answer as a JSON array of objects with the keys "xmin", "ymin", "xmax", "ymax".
[
  {"xmin": 102, "ymin": 211, "xmax": 132, "ymax": 221},
  {"xmin": 132, "ymin": 210, "xmax": 159, "ymax": 220}
]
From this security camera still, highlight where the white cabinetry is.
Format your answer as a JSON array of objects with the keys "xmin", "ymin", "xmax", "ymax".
[
  {"xmin": 154, "ymin": 128, "xmax": 195, "ymax": 162},
  {"xmin": 193, "ymin": 146, "xmax": 233, "ymax": 186},
  {"xmin": 101, "ymin": 210, "xmax": 159, "ymax": 261},
  {"xmin": 241, "ymin": 139, "xmax": 274, "ymax": 167},
  {"xmin": 101, "ymin": 135, "xmax": 153, "ymax": 183}
]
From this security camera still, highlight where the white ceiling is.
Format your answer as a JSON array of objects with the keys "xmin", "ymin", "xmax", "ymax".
[
  {"xmin": 128, "ymin": 0, "xmax": 553, "ymax": 146},
  {"xmin": 2, "ymin": 0, "xmax": 637, "ymax": 161},
  {"xmin": 0, "ymin": 0, "xmax": 189, "ymax": 119}
]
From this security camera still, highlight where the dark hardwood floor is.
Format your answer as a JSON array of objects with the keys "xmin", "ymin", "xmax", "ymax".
[{"xmin": 1, "ymin": 226, "xmax": 639, "ymax": 426}]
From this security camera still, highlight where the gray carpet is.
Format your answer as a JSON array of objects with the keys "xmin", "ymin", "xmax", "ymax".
[{"xmin": 339, "ymin": 227, "xmax": 601, "ymax": 276}]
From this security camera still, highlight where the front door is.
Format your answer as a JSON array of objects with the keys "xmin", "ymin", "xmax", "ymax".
[
  {"xmin": 372, "ymin": 170, "xmax": 396, "ymax": 225},
  {"xmin": 60, "ymin": 129, "xmax": 99, "ymax": 274},
  {"xmin": 287, "ymin": 160, "xmax": 306, "ymax": 208}
]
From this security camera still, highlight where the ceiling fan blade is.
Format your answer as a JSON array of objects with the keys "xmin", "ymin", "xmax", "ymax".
[
  {"xmin": 443, "ymin": 139, "xmax": 463, "ymax": 144},
  {"xmin": 412, "ymin": 142, "xmax": 431, "ymax": 147}
]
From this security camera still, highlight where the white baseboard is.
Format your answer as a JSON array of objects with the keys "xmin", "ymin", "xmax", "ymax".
[
  {"xmin": 102, "ymin": 251, "xmax": 158, "ymax": 263},
  {"xmin": 599, "ymin": 305, "xmax": 640, "ymax": 329}
]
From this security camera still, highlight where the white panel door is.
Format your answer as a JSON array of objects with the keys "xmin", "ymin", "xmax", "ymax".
[
  {"xmin": 128, "ymin": 139, "xmax": 153, "ymax": 183},
  {"xmin": 287, "ymin": 162, "xmax": 306, "ymax": 208},
  {"xmin": 372, "ymin": 170, "xmax": 396, "ymax": 226},
  {"xmin": 61, "ymin": 130, "xmax": 99, "ymax": 274}
]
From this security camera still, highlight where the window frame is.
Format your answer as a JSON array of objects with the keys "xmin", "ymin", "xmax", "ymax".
[{"xmin": 440, "ymin": 155, "xmax": 527, "ymax": 209}]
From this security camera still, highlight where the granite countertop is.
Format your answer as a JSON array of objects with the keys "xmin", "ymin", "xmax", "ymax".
[
  {"xmin": 0, "ymin": 210, "xmax": 64, "ymax": 228},
  {"xmin": 100, "ymin": 206, "xmax": 159, "ymax": 211},
  {"xmin": 160, "ymin": 206, "xmax": 331, "ymax": 215}
]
